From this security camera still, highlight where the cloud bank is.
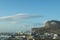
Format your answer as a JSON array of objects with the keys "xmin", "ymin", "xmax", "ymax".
[{"xmin": 0, "ymin": 13, "xmax": 42, "ymax": 21}]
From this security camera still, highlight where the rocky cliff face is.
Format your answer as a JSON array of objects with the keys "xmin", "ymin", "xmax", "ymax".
[{"xmin": 45, "ymin": 20, "xmax": 60, "ymax": 29}]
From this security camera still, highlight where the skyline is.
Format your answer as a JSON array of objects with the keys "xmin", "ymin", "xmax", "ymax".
[{"xmin": 0, "ymin": 0, "xmax": 60, "ymax": 32}]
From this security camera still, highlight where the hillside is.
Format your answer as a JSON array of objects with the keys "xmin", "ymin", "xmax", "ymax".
[{"xmin": 32, "ymin": 20, "xmax": 60, "ymax": 34}]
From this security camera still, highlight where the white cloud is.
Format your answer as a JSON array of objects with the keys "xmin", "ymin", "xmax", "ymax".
[
  {"xmin": 0, "ymin": 13, "xmax": 42, "ymax": 21},
  {"xmin": 43, "ymin": 20, "xmax": 48, "ymax": 24},
  {"xmin": 42, "ymin": 20, "xmax": 48, "ymax": 26},
  {"xmin": 0, "ymin": 13, "xmax": 27, "ymax": 21}
]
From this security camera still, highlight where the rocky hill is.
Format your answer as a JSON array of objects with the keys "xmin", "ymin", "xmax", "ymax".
[
  {"xmin": 45, "ymin": 20, "xmax": 60, "ymax": 29},
  {"xmin": 32, "ymin": 20, "xmax": 60, "ymax": 34}
]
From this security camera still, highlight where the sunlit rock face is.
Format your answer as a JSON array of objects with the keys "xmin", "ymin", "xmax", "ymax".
[{"xmin": 45, "ymin": 20, "xmax": 60, "ymax": 29}]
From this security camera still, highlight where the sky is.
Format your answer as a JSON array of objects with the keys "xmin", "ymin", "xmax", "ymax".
[{"xmin": 0, "ymin": 0, "xmax": 60, "ymax": 32}]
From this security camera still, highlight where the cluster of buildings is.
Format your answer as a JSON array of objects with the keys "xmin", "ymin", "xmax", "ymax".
[
  {"xmin": 0, "ymin": 32, "xmax": 34, "ymax": 40},
  {"xmin": 0, "ymin": 31, "xmax": 60, "ymax": 40}
]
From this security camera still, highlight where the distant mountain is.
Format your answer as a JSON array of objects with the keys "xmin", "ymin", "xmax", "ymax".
[{"xmin": 32, "ymin": 20, "xmax": 60, "ymax": 34}]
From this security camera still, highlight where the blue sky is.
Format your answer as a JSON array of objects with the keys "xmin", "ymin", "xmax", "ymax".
[{"xmin": 0, "ymin": 0, "xmax": 60, "ymax": 32}]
